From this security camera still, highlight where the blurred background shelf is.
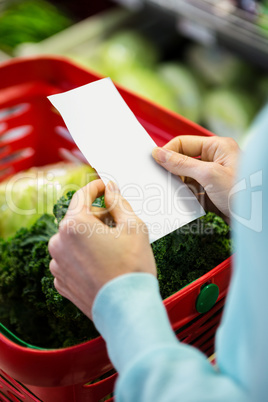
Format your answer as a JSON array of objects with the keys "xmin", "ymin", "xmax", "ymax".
[
  {"xmin": 0, "ymin": 0, "xmax": 267, "ymax": 146},
  {"xmin": 144, "ymin": 0, "xmax": 268, "ymax": 69}
]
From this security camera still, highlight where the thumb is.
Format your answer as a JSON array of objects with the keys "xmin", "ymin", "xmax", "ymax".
[
  {"xmin": 152, "ymin": 147, "xmax": 209, "ymax": 186},
  {"xmin": 104, "ymin": 181, "xmax": 136, "ymax": 225}
]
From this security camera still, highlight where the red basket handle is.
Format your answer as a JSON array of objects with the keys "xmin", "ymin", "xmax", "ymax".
[{"xmin": 0, "ymin": 81, "xmax": 61, "ymax": 108}]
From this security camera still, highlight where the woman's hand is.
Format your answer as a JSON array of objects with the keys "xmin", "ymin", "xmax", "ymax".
[
  {"xmin": 152, "ymin": 135, "xmax": 240, "ymax": 221},
  {"xmin": 48, "ymin": 179, "xmax": 156, "ymax": 320}
]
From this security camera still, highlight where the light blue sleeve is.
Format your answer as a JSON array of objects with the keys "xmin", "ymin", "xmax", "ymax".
[
  {"xmin": 216, "ymin": 102, "xmax": 268, "ymax": 402},
  {"xmin": 92, "ymin": 103, "xmax": 268, "ymax": 402},
  {"xmin": 92, "ymin": 274, "xmax": 247, "ymax": 402}
]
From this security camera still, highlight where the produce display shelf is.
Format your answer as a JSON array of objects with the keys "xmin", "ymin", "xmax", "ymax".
[
  {"xmin": 0, "ymin": 55, "xmax": 232, "ymax": 402},
  {"xmin": 14, "ymin": 6, "xmax": 133, "ymax": 58},
  {"xmin": 144, "ymin": 0, "xmax": 268, "ymax": 68}
]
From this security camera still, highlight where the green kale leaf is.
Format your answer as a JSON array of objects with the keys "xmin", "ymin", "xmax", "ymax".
[{"xmin": 0, "ymin": 187, "xmax": 232, "ymax": 349}]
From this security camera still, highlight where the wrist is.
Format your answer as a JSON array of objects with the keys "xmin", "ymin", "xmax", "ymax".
[{"xmin": 92, "ymin": 272, "xmax": 177, "ymax": 373}]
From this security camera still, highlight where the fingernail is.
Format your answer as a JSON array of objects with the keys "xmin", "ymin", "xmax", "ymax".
[
  {"xmin": 152, "ymin": 147, "xmax": 173, "ymax": 163},
  {"xmin": 107, "ymin": 181, "xmax": 120, "ymax": 193}
]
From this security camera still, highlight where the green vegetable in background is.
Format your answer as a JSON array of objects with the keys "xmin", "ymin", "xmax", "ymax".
[
  {"xmin": 257, "ymin": 75, "xmax": 268, "ymax": 102},
  {"xmin": 67, "ymin": 26, "xmax": 263, "ymax": 137},
  {"xmin": 157, "ymin": 62, "xmax": 202, "ymax": 122},
  {"xmin": 0, "ymin": 162, "xmax": 98, "ymax": 239},
  {"xmin": 98, "ymin": 30, "xmax": 160, "ymax": 79},
  {"xmin": 0, "ymin": 0, "xmax": 72, "ymax": 53},
  {"xmin": 257, "ymin": 4, "xmax": 268, "ymax": 36},
  {"xmin": 201, "ymin": 89, "xmax": 258, "ymax": 143},
  {"xmin": 115, "ymin": 67, "xmax": 179, "ymax": 112},
  {"xmin": 0, "ymin": 189, "xmax": 232, "ymax": 348},
  {"xmin": 185, "ymin": 43, "xmax": 254, "ymax": 88}
]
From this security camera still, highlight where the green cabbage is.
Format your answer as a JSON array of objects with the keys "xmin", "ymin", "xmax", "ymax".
[
  {"xmin": 186, "ymin": 44, "xmax": 254, "ymax": 87},
  {"xmin": 157, "ymin": 62, "xmax": 202, "ymax": 122},
  {"xmin": 201, "ymin": 89, "xmax": 258, "ymax": 143},
  {"xmin": 115, "ymin": 67, "xmax": 179, "ymax": 112},
  {"xmin": 0, "ymin": 162, "xmax": 97, "ymax": 239},
  {"xmin": 98, "ymin": 30, "xmax": 160, "ymax": 79}
]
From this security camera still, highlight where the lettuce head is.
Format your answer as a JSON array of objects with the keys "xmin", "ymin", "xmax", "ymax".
[{"xmin": 0, "ymin": 162, "xmax": 98, "ymax": 239}]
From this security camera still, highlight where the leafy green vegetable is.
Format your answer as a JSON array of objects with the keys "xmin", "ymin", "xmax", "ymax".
[
  {"xmin": 0, "ymin": 163, "xmax": 98, "ymax": 239},
  {"xmin": 0, "ymin": 0, "xmax": 72, "ymax": 53},
  {"xmin": 0, "ymin": 190, "xmax": 232, "ymax": 349},
  {"xmin": 115, "ymin": 67, "xmax": 179, "ymax": 112},
  {"xmin": 257, "ymin": 5, "xmax": 268, "ymax": 36},
  {"xmin": 201, "ymin": 89, "xmax": 258, "ymax": 143},
  {"xmin": 53, "ymin": 190, "xmax": 76, "ymax": 225},
  {"xmin": 53, "ymin": 191, "xmax": 106, "ymax": 226},
  {"xmin": 185, "ymin": 43, "xmax": 254, "ymax": 88},
  {"xmin": 157, "ymin": 62, "xmax": 202, "ymax": 122},
  {"xmin": 0, "ymin": 192, "xmax": 99, "ymax": 348},
  {"xmin": 92, "ymin": 195, "xmax": 106, "ymax": 209},
  {"xmin": 152, "ymin": 212, "xmax": 232, "ymax": 300},
  {"xmin": 98, "ymin": 30, "xmax": 160, "ymax": 79}
]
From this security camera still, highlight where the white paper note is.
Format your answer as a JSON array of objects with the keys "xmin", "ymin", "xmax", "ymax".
[{"xmin": 48, "ymin": 78, "xmax": 205, "ymax": 243}]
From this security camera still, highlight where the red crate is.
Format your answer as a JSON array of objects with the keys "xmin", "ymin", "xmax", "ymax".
[{"xmin": 0, "ymin": 56, "xmax": 232, "ymax": 402}]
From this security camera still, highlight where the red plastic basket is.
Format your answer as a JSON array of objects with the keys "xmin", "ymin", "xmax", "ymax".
[{"xmin": 0, "ymin": 56, "xmax": 232, "ymax": 402}]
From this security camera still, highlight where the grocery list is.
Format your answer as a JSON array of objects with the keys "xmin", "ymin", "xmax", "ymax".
[{"xmin": 48, "ymin": 77, "xmax": 204, "ymax": 243}]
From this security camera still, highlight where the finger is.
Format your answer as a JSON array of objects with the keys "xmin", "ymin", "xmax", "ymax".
[
  {"xmin": 161, "ymin": 135, "xmax": 211, "ymax": 158},
  {"xmin": 104, "ymin": 181, "xmax": 138, "ymax": 226},
  {"xmin": 53, "ymin": 277, "xmax": 69, "ymax": 299},
  {"xmin": 49, "ymin": 258, "xmax": 60, "ymax": 278},
  {"xmin": 153, "ymin": 146, "xmax": 213, "ymax": 185},
  {"xmin": 48, "ymin": 233, "xmax": 61, "ymax": 259},
  {"xmin": 50, "ymin": 260, "xmax": 69, "ymax": 287},
  {"xmin": 91, "ymin": 206, "xmax": 115, "ymax": 227},
  {"xmin": 59, "ymin": 180, "xmax": 108, "ymax": 239},
  {"xmin": 66, "ymin": 179, "xmax": 105, "ymax": 218},
  {"xmin": 162, "ymin": 135, "xmax": 239, "ymax": 166}
]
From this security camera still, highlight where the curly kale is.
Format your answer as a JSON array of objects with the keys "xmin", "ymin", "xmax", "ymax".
[
  {"xmin": 53, "ymin": 190, "xmax": 76, "ymax": 225},
  {"xmin": 0, "ymin": 192, "xmax": 98, "ymax": 348},
  {"xmin": 53, "ymin": 192, "xmax": 106, "ymax": 225},
  {"xmin": 152, "ymin": 212, "xmax": 232, "ymax": 300},
  {"xmin": 92, "ymin": 195, "xmax": 106, "ymax": 208},
  {"xmin": 0, "ymin": 188, "xmax": 232, "ymax": 349}
]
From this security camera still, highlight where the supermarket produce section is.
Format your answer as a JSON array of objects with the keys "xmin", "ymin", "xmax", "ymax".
[
  {"xmin": 1, "ymin": 0, "xmax": 266, "ymax": 145},
  {"xmin": 0, "ymin": 55, "xmax": 232, "ymax": 402},
  {"xmin": 146, "ymin": 0, "xmax": 268, "ymax": 60},
  {"xmin": 0, "ymin": 1, "xmax": 267, "ymax": 401}
]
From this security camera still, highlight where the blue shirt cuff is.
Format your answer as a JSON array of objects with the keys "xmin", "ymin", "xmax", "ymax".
[{"xmin": 92, "ymin": 272, "xmax": 178, "ymax": 373}]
